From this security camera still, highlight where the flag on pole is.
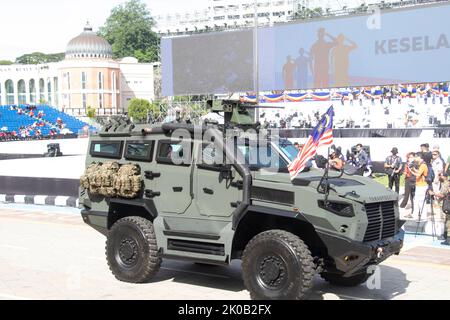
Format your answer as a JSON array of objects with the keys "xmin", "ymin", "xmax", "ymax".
[{"xmin": 288, "ymin": 106, "xmax": 334, "ymax": 180}]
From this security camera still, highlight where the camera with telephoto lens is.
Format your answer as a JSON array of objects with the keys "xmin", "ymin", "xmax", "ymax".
[{"xmin": 409, "ymin": 161, "xmax": 419, "ymax": 170}]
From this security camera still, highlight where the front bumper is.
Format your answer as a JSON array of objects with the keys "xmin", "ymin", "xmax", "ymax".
[{"xmin": 317, "ymin": 229, "xmax": 404, "ymax": 277}]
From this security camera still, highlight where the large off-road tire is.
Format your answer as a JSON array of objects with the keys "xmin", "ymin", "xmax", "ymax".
[
  {"xmin": 106, "ymin": 216, "xmax": 161, "ymax": 283},
  {"xmin": 320, "ymin": 270, "xmax": 370, "ymax": 287},
  {"xmin": 242, "ymin": 230, "xmax": 315, "ymax": 300}
]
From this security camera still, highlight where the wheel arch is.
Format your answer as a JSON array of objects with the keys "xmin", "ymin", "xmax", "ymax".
[
  {"xmin": 231, "ymin": 206, "xmax": 327, "ymax": 260},
  {"xmin": 108, "ymin": 199, "xmax": 158, "ymax": 229}
]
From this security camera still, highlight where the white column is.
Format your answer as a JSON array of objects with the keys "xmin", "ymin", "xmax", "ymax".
[
  {"xmin": 50, "ymin": 79, "xmax": 55, "ymax": 106},
  {"xmin": 45, "ymin": 79, "xmax": 50, "ymax": 104},
  {"xmin": 25, "ymin": 79, "xmax": 30, "ymax": 104},
  {"xmin": 111, "ymin": 72, "xmax": 116, "ymax": 111},
  {"xmin": 35, "ymin": 78, "xmax": 39, "ymax": 104},
  {"xmin": 37, "ymin": 78, "xmax": 42, "ymax": 104},
  {"xmin": 14, "ymin": 80, "xmax": 19, "ymax": 105},
  {"xmin": 58, "ymin": 90, "xmax": 63, "ymax": 111}
]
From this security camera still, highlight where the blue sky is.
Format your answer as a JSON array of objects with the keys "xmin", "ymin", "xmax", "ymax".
[{"xmin": 0, "ymin": 0, "xmax": 208, "ymax": 60}]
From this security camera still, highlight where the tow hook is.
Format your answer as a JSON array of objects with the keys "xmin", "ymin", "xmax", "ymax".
[{"xmin": 376, "ymin": 247, "xmax": 384, "ymax": 259}]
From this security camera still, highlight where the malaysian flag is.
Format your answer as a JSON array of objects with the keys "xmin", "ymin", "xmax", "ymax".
[{"xmin": 288, "ymin": 106, "xmax": 334, "ymax": 180}]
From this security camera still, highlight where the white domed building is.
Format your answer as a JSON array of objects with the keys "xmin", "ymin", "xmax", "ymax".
[
  {"xmin": 0, "ymin": 23, "xmax": 157, "ymax": 115},
  {"xmin": 65, "ymin": 24, "xmax": 113, "ymax": 60}
]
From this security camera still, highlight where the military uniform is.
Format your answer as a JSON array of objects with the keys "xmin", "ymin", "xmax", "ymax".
[
  {"xmin": 438, "ymin": 179, "xmax": 450, "ymax": 245},
  {"xmin": 445, "ymin": 214, "xmax": 450, "ymax": 244},
  {"xmin": 385, "ymin": 152, "xmax": 402, "ymax": 194}
]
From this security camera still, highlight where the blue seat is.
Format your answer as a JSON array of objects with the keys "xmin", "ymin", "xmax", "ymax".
[{"xmin": 0, "ymin": 105, "xmax": 90, "ymax": 137}]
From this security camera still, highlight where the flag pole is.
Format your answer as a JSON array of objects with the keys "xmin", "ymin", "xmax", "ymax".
[
  {"xmin": 321, "ymin": 106, "xmax": 334, "ymax": 202},
  {"xmin": 324, "ymin": 146, "xmax": 331, "ymax": 203},
  {"xmin": 253, "ymin": 0, "xmax": 259, "ymax": 121}
]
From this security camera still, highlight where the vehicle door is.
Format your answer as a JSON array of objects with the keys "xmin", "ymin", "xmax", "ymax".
[
  {"xmin": 149, "ymin": 139, "xmax": 193, "ymax": 214},
  {"xmin": 194, "ymin": 142, "xmax": 242, "ymax": 218}
]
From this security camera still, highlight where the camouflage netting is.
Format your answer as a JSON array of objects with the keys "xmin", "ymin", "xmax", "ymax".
[
  {"xmin": 97, "ymin": 162, "xmax": 120, "ymax": 197},
  {"xmin": 80, "ymin": 162, "xmax": 103, "ymax": 194},
  {"xmin": 114, "ymin": 164, "xmax": 142, "ymax": 198},
  {"xmin": 80, "ymin": 162, "xmax": 142, "ymax": 199}
]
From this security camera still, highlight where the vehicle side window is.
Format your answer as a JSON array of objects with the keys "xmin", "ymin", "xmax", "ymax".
[
  {"xmin": 124, "ymin": 141, "xmax": 154, "ymax": 162},
  {"xmin": 90, "ymin": 141, "xmax": 123, "ymax": 159},
  {"xmin": 237, "ymin": 144, "xmax": 288, "ymax": 171},
  {"xmin": 156, "ymin": 140, "xmax": 192, "ymax": 166},
  {"xmin": 197, "ymin": 143, "xmax": 226, "ymax": 168}
]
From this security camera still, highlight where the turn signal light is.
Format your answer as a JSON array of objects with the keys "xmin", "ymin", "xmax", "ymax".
[{"xmin": 344, "ymin": 255, "xmax": 359, "ymax": 262}]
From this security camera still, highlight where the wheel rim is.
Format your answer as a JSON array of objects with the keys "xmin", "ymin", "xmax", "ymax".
[
  {"xmin": 116, "ymin": 236, "xmax": 139, "ymax": 268},
  {"xmin": 256, "ymin": 253, "xmax": 288, "ymax": 290}
]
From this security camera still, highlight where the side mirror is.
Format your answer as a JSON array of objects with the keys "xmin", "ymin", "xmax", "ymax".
[{"xmin": 219, "ymin": 165, "xmax": 233, "ymax": 180}]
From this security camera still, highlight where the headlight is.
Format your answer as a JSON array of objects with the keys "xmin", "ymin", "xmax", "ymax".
[{"xmin": 318, "ymin": 200, "xmax": 355, "ymax": 217}]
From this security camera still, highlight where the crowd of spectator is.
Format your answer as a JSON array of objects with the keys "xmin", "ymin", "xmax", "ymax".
[
  {"xmin": 259, "ymin": 100, "xmax": 450, "ymax": 130},
  {"xmin": 0, "ymin": 104, "xmax": 70, "ymax": 142},
  {"xmin": 383, "ymin": 143, "xmax": 449, "ymax": 216},
  {"xmin": 293, "ymin": 139, "xmax": 450, "ymax": 244},
  {"xmin": 253, "ymin": 82, "xmax": 450, "ymax": 130},
  {"xmin": 335, "ymin": 83, "xmax": 449, "ymax": 106},
  {"xmin": 0, "ymin": 128, "xmax": 65, "ymax": 142},
  {"xmin": 390, "ymin": 143, "xmax": 449, "ymax": 245}
]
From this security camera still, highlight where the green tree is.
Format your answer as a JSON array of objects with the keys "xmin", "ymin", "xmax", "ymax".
[
  {"xmin": 294, "ymin": 7, "xmax": 324, "ymax": 20},
  {"xmin": 128, "ymin": 98, "xmax": 160, "ymax": 123},
  {"xmin": 15, "ymin": 52, "xmax": 64, "ymax": 65},
  {"xmin": 99, "ymin": 0, "xmax": 159, "ymax": 62},
  {"xmin": 354, "ymin": 3, "xmax": 369, "ymax": 14},
  {"xmin": 86, "ymin": 106, "xmax": 96, "ymax": 119},
  {"xmin": 0, "ymin": 60, "xmax": 13, "ymax": 65}
]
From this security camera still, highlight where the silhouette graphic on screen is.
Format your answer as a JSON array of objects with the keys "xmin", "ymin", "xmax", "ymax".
[
  {"xmin": 310, "ymin": 28, "xmax": 337, "ymax": 88},
  {"xmin": 331, "ymin": 34, "xmax": 358, "ymax": 87},
  {"xmin": 294, "ymin": 48, "xmax": 311, "ymax": 89},
  {"xmin": 282, "ymin": 55, "xmax": 295, "ymax": 90}
]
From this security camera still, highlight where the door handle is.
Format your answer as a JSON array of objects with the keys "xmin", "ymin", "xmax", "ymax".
[
  {"xmin": 203, "ymin": 188, "xmax": 214, "ymax": 195},
  {"xmin": 145, "ymin": 171, "xmax": 161, "ymax": 180},
  {"xmin": 145, "ymin": 190, "xmax": 160, "ymax": 198},
  {"xmin": 173, "ymin": 187, "xmax": 183, "ymax": 192}
]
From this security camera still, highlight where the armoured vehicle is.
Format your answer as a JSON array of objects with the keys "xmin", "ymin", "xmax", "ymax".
[{"xmin": 79, "ymin": 100, "xmax": 404, "ymax": 300}]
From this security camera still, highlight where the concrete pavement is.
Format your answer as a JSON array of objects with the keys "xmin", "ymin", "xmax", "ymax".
[{"xmin": 0, "ymin": 205, "xmax": 450, "ymax": 300}]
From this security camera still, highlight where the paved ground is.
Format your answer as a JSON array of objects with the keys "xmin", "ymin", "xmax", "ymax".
[{"xmin": 0, "ymin": 204, "xmax": 450, "ymax": 300}]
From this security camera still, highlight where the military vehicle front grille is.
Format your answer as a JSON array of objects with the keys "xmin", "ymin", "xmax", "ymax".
[
  {"xmin": 364, "ymin": 201, "xmax": 396, "ymax": 242},
  {"xmin": 380, "ymin": 202, "xmax": 396, "ymax": 238}
]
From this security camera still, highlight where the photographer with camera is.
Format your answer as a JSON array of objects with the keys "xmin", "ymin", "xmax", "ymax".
[
  {"xmin": 351, "ymin": 143, "xmax": 369, "ymax": 176},
  {"xmin": 384, "ymin": 147, "xmax": 403, "ymax": 194},
  {"xmin": 400, "ymin": 152, "xmax": 416, "ymax": 212},
  {"xmin": 408, "ymin": 153, "xmax": 429, "ymax": 220},
  {"xmin": 428, "ymin": 173, "xmax": 450, "ymax": 246}
]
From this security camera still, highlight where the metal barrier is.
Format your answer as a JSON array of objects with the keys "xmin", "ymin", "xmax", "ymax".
[
  {"xmin": 64, "ymin": 108, "xmax": 126, "ymax": 117},
  {"xmin": 0, "ymin": 133, "xmax": 79, "ymax": 143}
]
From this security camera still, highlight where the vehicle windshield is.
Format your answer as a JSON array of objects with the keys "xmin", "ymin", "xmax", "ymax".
[
  {"xmin": 236, "ymin": 142, "xmax": 289, "ymax": 172},
  {"xmin": 277, "ymin": 140, "xmax": 299, "ymax": 162}
]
